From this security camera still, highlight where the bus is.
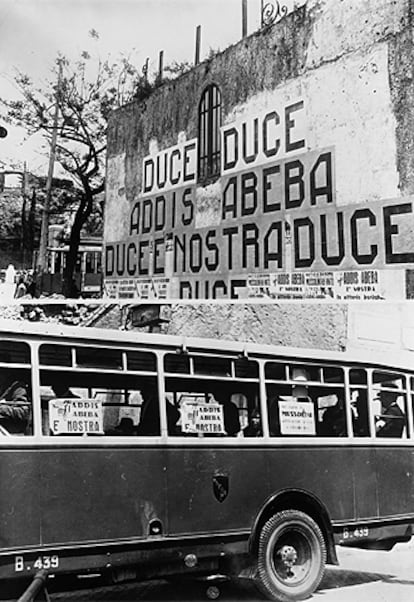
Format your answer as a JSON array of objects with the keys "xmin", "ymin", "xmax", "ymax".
[
  {"xmin": 0, "ymin": 319, "xmax": 413, "ymax": 600},
  {"xmin": 35, "ymin": 240, "xmax": 102, "ymax": 297}
]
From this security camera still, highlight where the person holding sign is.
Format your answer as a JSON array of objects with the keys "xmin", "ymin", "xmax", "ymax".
[{"xmin": 0, "ymin": 371, "xmax": 30, "ymax": 434}]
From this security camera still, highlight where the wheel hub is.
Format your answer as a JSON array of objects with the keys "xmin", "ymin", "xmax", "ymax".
[{"xmin": 276, "ymin": 544, "xmax": 298, "ymax": 576}]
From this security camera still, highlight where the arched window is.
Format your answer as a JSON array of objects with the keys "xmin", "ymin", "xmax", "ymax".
[{"xmin": 198, "ymin": 84, "xmax": 222, "ymax": 182}]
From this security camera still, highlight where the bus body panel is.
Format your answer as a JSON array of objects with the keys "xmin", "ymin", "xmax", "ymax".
[
  {"xmin": 354, "ymin": 447, "xmax": 378, "ymax": 520},
  {"xmin": 265, "ymin": 447, "xmax": 355, "ymax": 521},
  {"xmin": 166, "ymin": 447, "xmax": 268, "ymax": 535},
  {"xmin": 376, "ymin": 447, "xmax": 414, "ymax": 518},
  {"xmin": 0, "ymin": 450, "xmax": 40, "ymax": 548},
  {"xmin": 39, "ymin": 447, "xmax": 167, "ymax": 546}
]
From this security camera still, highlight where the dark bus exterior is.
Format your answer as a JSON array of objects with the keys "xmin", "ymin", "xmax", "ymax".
[{"xmin": 0, "ymin": 320, "xmax": 413, "ymax": 600}]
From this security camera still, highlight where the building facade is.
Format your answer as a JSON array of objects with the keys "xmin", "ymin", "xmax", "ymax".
[{"xmin": 104, "ymin": 0, "xmax": 414, "ymax": 300}]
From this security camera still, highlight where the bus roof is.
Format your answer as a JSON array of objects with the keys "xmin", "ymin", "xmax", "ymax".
[{"xmin": 0, "ymin": 318, "xmax": 413, "ymax": 372}]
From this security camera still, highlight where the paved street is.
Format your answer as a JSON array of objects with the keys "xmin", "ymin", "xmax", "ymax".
[{"xmin": 3, "ymin": 542, "xmax": 414, "ymax": 602}]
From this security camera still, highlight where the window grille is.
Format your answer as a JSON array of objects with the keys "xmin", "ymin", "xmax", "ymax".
[{"xmin": 198, "ymin": 84, "xmax": 222, "ymax": 182}]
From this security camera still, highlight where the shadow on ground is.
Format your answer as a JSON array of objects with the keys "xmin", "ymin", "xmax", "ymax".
[{"xmin": 1, "ymin": 566, "xmax": 411, "ymax": 602}]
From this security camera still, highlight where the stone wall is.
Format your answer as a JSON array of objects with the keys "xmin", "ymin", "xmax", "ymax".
[{"xmin": 91, "ymin": 303, "xmax": 347, "ymax": 352}]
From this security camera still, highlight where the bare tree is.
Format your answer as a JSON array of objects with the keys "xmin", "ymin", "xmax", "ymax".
[{"xmin": 2, "ymin": 41, "xmax": 149, "ymax": 297}]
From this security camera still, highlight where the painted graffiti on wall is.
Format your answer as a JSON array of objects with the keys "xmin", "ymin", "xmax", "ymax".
[{"xmin": 104, "ymin": 98, "xmax": 413, "ymax": 300}]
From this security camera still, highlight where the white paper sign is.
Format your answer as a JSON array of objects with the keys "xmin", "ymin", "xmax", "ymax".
[
  {"xmin": 279, "ymin": 400, "xmax": 315, "ymax": 435},
  {"xmin": 180, "ymin": 400, "xmax": 225, "ymax": 435},
  {"xmin": 49, "ymin": 398, "xmax": 104, "ymax": 435}
]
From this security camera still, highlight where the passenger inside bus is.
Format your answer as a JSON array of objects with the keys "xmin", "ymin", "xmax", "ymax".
[
  {"xmin": 375, "ymin": 383, "xmax": 405, "ymax": 438},
  {"xmin": 213, "ymin": 391, "xmax": 241, "ymax": 436},
  {"xmin": 320, "ymin": 391, "xmax": 347, "ymax": 437},
  {"xmin": 136, "ymin": 391, "xmax": 161, "ymax": 436},
  {"xmin": 351, "ymin": 390, "xmax": 370, "ymax": 436},
  {"xmin": 51, "ymin": 381, "xmax": 80, "ymax": 399},
  {"xmin": 107, "ymin": 417, "xmax": 136, "ymax": 436},
  {"xmin": 0, "ymin": 369, "xmax": 31, "ymax": 435},
  {"xmin": 267, "ymin": 395, "xmax": 281, "ymax": 436},
  {"xmin": 243, "ymin": 408, "xmax": 262, "ymax": 437}
]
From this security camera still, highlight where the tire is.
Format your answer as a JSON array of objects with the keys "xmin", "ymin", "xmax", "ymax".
[{"xmin": 256, "ymin": 509, "xmax": 326, "ymax": 601}]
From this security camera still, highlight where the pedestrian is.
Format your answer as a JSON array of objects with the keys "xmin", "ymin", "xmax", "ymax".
[{"xmin": 14, "ymin": 276, "xmax": 27, "ymax": 299}]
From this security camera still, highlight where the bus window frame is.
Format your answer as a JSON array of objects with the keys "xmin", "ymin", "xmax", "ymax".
[
  {"xmin": 370, "ymin": 368, "xmax": 411, "ymax": 440},
  {"xmin": 34, "ymin": 340, "xmax": 163, "ymax": 441},
  {"xmin": 2, "ymin": 336, "xmax": 414, "ymax": 446},
  {"xmin": 163, "ymin": 351, "xmax": 261, "ymax": 439}
]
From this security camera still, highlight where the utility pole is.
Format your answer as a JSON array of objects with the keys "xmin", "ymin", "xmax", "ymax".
[
  {"xmin": 242, "ymin": 0, "xmax": 248, "ymax": 37},
  {"xmin": 36, "ymin": 58, "xmax": 63, "ymax": 275},
  {"xmin": 195, "ymin": 25, "xmax": 201, "ymax": 65}
]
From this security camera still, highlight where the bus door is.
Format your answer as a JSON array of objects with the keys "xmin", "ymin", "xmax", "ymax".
[
  {"xmin": 37, "ymin": 345, "xmax": 167, "ymax": 546},
  {"xmin": 163, "ymin": 353, "xmax": 268, "ymax": 537}
]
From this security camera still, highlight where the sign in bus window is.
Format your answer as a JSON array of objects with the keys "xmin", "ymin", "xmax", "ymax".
[
  {"xmin": 179, "ymin": 395, "xmax": 225, "ymax": 435},
  {"xmin": 49, "ymin": 398, "xmax": 104, "ymax": 436},
  {"xmin": 40, "ymin": 371, "xmax": 160, "ymax": 437},
  {"xmin": 278, "ymin": 399, "xmax": 316, "ymax": 436},
  {"xmin": 267, "ymin": 382, "xmax": 347, "ymax": 437},
  {"xmin": 372, "ymin": 372, "xmax": 407, "ymax": 438},
  {"xmin": 0, "ymin": 367, "xmax": 32, "ymax": 436},
  {"xmin": 165, "ymin": 378, "xmax": 260, "ymax": 437}
]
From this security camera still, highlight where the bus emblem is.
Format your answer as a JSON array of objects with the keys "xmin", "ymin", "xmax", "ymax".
[{"xmin": 213, "ymin": 475, "xmax": 229, "ymax": 502}]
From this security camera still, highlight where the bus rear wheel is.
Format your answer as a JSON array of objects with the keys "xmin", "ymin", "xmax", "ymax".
[{"xmin": 256, "ymin": 509, "xmax": 326, "ymax": 601}]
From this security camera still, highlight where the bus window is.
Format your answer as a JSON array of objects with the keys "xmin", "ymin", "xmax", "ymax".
[
  {"xmin": 0, "ymin": 365, "xmax": 32, "ymax": 436},
  {"xmin": 349, "ymin": 368, "xmax": 370, "ymax": 437},
  {"xmin": 372, "ymin": 371, "xmax": 407, "ymax": 439},
  {"xmin": 411, "ymin": 377, "xmax": 414, "ymax": 435},
  {"xmin": 323, "ymin": 366, "xmax": 344, "ymax": 383},
  {"xmin": 265, "ymin": 362, "xmax": 286, "ymax": 380},
  {"xmin": 40, "ymin": 370, "xmax": 159, "ymax": 437},
  {"xmin": 39, "ymin": 344, "xmax": 72, "ymax": 366},
  {"xmin": 85, "ymin": 252, "xmax": 94, "ymax": 274},
  {"xmin": 266, "ymin": 383, "xmax": 292, "ymax": 436},
  {"xmin": 314, "ymin": 387, "xmax": 346, "ymax": 437},
  {"xmin": 266, "ymin": 364, "xmax": 346, "ymax": 437},
  {"xmin": 96, "ymin": 251, "xmax": 102, "ymax": 273},
  {"xmin": 193, "ymin": 356, "xmax": 232, "ymax": 376},
  {"xmin": 164, "ymin": 375, "xmax": 260, "ymax": 438},
  {"xmin": 0, "ymin": 340, "xmax": 31, "ymax": 364},
  {"xmin": 351, "ymin": 388, "xmax": 370, "ymax": 437},
  {"xmin": 290, "ymin": 364, "xmax": 321, "ymax": 382},
  {"xmin": 76, "ymin": 347, "xmax": 123, "ymax": 370},
  {"xmin": 164, "ymin": 353, "xmax": 191, "ymax": 374}
]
